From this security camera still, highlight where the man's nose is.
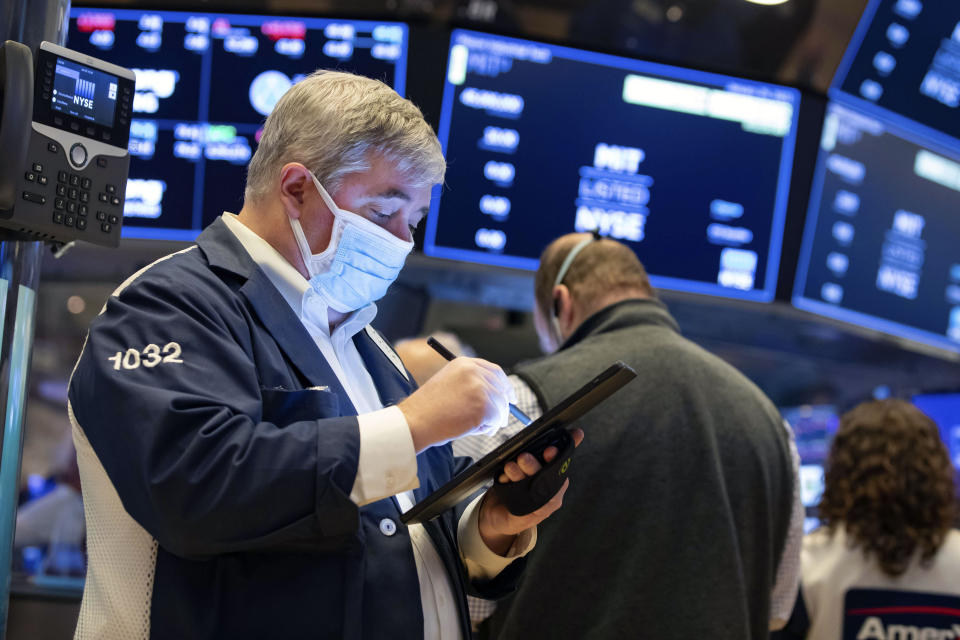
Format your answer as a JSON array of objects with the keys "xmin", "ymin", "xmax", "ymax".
[{"xmin": 389, "ymin": 218, "xmax": 413, "ymax": 242}]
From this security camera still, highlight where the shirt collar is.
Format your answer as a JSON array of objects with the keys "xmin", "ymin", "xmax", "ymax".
[
  {"xmin": 220, "ymin": 212, "xmax": 376, "ymax": 340},
  {"xmin": 301, "ymin": 288, "xmax": 378, "ymax": 341}
]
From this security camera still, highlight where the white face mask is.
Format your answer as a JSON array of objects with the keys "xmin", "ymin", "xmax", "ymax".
[{"xmin": 288, "ymin": 172, "xmax": 414, "ymax": 313}]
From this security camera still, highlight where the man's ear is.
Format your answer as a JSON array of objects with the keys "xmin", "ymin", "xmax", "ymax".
[
  {"xmin": 552, "ymin": 284, "xmax": 575, "ymax": 332},
  {"xmin": 278, "ymin": 163, "xmax": 312, "ymax": 219}
]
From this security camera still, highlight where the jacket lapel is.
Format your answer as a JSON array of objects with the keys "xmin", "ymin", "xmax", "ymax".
[
  {"xmin": 353, "ymin": 327, "xmax": 415, "ymax": 408},
  {"xmin": 240, "ymin": 271, "xmax": 353, "ymax": 408},
  {"xmin": 196, "ymin": 218, "xmax": 354, "ymax": 409}
]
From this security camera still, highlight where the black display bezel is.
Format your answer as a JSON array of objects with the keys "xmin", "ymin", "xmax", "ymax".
[{"xmin": 33, "ymin": 47, "xmax": 135, "ymax": 150}]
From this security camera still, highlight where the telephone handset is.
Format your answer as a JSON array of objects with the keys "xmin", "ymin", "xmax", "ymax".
[{"xmin": 0, "ymin": 41, "xmax": 34, "ymax": 218}]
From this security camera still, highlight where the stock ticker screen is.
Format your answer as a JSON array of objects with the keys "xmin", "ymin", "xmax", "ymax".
[
  {"xmin": 67, "ymin": 9, "xmax": 408, "ymax": 240},
  {"xmin": 792, "ymin": 0, "xmax": 960, "ymax": 354},
  {"xmin": 424, "ymin": 30, "xmax": 801, "ymax": 302},
  {"xmin": 781, "ymin": 405, "xmax": 840, "ymax": 532},
  {"xmin": 833, "ymin": 0, "xmax": 960, "ymax": 144},
  {"xmin": 911, "ymin": 392, "xmax": 960, "ymax": 472},
  {"xmin": 792, "ymin": 101, "xmax": 960, "ymax": 354}
]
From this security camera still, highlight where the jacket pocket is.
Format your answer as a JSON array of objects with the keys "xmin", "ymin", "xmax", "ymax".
[{"xmin": 260, "ymin": 386, "xmax": 341, "ymax": 425}]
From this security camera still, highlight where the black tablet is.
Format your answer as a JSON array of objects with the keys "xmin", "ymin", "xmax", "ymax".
[{"xmin": 400, "ymin": 361, "xmax": 637, "ymax": 524}]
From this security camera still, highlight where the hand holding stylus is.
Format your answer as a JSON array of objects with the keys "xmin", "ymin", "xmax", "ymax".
[
  {"xmin": 397, "ymin": 343, "xmax": 518, "ymax": 452},
  {"xmin": 426, "ymin": 337, "xmax": 533, "ymax": 426}
]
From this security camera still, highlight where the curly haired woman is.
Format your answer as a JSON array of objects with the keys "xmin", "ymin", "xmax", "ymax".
[{"xmin": 790, "ymin": 399, "xmax": 960, "ymax": 639}]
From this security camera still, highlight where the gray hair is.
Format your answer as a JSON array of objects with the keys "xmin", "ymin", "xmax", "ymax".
[{"xmin": 244, "ymin": 70, "xmax": 445, "ymax": 203}]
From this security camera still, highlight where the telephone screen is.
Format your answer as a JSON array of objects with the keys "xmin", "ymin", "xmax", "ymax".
[{"xmin": 50, "ymin": 58, "xmax": 119, "ymax": 128}]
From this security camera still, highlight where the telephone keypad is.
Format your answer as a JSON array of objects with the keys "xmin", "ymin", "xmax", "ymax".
[{"xmin": 43, "ymin": 164, "xmax": 108, "ymax": 234}]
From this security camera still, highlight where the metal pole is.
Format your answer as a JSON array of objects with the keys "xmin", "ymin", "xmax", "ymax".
[
  {"xmin": 0, "ymin": 0, "xmax": 70, "ymax": 635},
  {"xmin": 0, "ymin": 239, "xmax": 43, "ymax": 635}
]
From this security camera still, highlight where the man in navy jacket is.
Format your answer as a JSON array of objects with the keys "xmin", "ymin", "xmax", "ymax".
[{"xmin": 68, "ymin": 71, "xmax": 574, "ymax": 639}]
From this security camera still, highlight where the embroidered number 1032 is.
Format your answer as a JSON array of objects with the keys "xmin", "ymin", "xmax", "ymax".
[{"xmin": 108, "ymin": 342, "xmax": 183, "ymax": 370}]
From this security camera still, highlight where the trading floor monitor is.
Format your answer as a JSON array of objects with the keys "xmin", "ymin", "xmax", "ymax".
[
  {"xmin": 833, "ymin": 0, "xmax": 960, "ymax": 145},
  {"xmin": 423, "ymin": 30, "xmax": 802, "ymax": 303},
  {"xmin": 792, "ymin": 101, "xmax": 960, "ymax": 355},
  {"xmin": 67, "ymin": 8, "xmax": 408, "ymax": 240},
  {"xmin": 782, "ymin": 404, "xmax": 840, "ymax": 533}
]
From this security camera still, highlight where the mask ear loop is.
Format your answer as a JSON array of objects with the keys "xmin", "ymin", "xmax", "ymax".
[
  {"xmin": 549, "ymin": 233, "xmax": 598, "ymax": 348},
  {"xmin": 308, "ymin": 170, "xmax": 342, "ymax": 216}
]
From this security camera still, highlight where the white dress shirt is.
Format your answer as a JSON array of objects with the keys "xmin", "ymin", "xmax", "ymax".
[{"xmin": 221, "ymin": 213, "xmax": 534, "ymax": 639}]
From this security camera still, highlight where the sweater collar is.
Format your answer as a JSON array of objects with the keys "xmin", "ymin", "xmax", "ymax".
[{"xmin": 559, "ymin": 298, "xmax": 681, "ymax": 352}]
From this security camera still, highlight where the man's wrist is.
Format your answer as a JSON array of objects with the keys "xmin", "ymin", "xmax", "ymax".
[
  {"xmin": 397, "ymin": 397, "xmax": 429, "ymax": 453},
  {"xmin": 477, "ymin": 493, "xmax": 517, "ymax": 556},
  {"xmin": 459, "ymin": 494, "xmax": 536, "ymax": 582},
  {"xmin": 479, "ymin": 528, "xmax": 516, "ymax": 557}
]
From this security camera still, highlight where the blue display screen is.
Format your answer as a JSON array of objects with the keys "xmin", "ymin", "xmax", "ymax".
[
  {"xmin": 833, "ymin": 0, "xmax": 960, "ymax": 146},
  {"xmin": 912, "ymin": 393, "xmax": 960, "ymax": 472},
  {"xmin": 793, "ymin": 100, "xmax": 960, "ymax": 355},
  {"xmin": 781, "ymin": 405, "xmax": 840, "ymax": 533},
  {"xmin": 50, "ymin": 58, "xmax": 118, "ymax": 128},
  {"xmin": 423, "ymin": 30, "xmax": 801, "ymax": 302},
  {"xmin": 67, "ymin": 9, "xmax": 408, "ymax": 241}
]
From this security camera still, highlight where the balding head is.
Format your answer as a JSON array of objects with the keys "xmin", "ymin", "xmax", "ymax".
[{"xmin": 534, "ymin": 233, "xmax": 655, "ymax": 324}]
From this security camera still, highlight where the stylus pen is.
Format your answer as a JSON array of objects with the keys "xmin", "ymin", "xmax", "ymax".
[{"xmin": 426, "ymin": 337, "xmax": 532, "ymax": 426}]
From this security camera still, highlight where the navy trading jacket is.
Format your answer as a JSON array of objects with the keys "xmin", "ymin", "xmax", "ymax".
[{"xmin": 67, "ymin": 218, "xmax": 523, "ymax": 640}]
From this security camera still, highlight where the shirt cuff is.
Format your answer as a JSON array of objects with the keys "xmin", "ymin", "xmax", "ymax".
[
  {"xmin": 349, "ymin": 406, "xmax": 419, "ymax": 506},
  {"xmin": 457, "ymin": 494, "xmax": 537, "ymax": 582}
]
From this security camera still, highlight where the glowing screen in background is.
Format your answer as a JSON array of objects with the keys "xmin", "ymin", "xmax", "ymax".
[
  {"xmin": 68, "ymin": 9, "xmax": 407, "ymax": 239},
  {"xmin": 424, "ymin": 30, "xmax": 801, "ymax": 302}
]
